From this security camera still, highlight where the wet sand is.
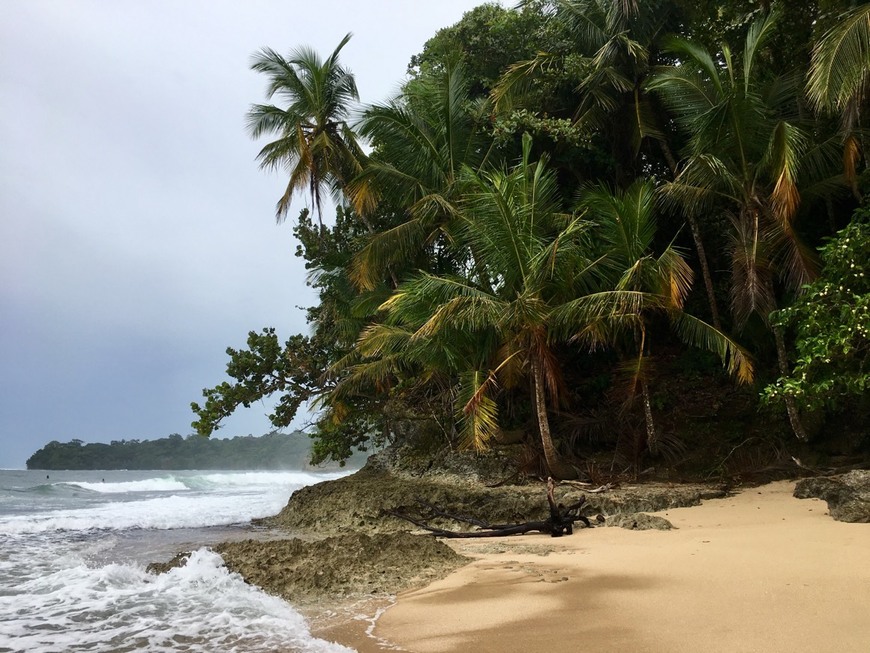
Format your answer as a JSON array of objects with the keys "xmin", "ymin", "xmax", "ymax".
[{"xmin": 330, "ymin": 480, "xmax": 870, "ymax": 652}]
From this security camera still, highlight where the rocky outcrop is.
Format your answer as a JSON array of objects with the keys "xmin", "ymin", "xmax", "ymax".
[
  {"xmin": 793, "ymin": 470, "xmax": 870, "ymax": 523},
  {"xmin": 149, "ymin": 446, "xmax": 727, "ymax": 604},
  {"xmin": 606, "ymin": 513, "xmax": 675, "ymax": 530},
  {"xmin": 214, "ymin": 532, "xmax": 467, "ymax": 606},
  {"xmin": 260, "ymin": 447, "xmax": 725, "ymax": 536}
]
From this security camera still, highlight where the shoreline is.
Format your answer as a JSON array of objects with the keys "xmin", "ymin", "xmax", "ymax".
[{"xmin": 321, "ymin": 480, "xmax": 870, "ymax": 653}]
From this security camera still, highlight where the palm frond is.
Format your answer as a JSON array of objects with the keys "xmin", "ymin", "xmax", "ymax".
[
  {"xmin": 457, "ymin": 370, "xmax": 500, "ymax": 451},
  {"xmin": 729, "ymin": 214, "xmax": 775, "ymax": 330},
  {"xmin": 491, "ymin": 52, "xmax": 560, "ymax": 110},
  {"xmin": 764, "ymin": 120, "xmax": 808, "ymax": 225},
  {"xmin": 807, "ymin": 4, "xmax": 870, "ymax": 114},
  {"xmin": 350, "ymin": 218, "xmax": 427, "ymax": 291},
  {"xmin": 670, "ymin": 313, "xmax": 755, "ymax": 384}
]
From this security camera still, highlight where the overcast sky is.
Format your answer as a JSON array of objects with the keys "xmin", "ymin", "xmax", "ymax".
[{"xmin": 0, "ymin": 0, "xmax": 501, "ymax": 468}]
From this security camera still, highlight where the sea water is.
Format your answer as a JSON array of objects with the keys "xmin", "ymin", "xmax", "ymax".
[{"xmin": 0, "ymin": 469, "xmax": 355, "ymax": 653}]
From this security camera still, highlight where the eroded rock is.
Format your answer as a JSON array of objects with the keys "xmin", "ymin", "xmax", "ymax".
[
  {"xmin": 215, "ymin": 532, "xmax": 466, "ymax": 605},
  {"xmin": 606, "ymin": 513, "xmax": 674, "ymax": 530},
  {"xmin": 793, "ymin": 470, "xmax": 870, "ymax": 523}
]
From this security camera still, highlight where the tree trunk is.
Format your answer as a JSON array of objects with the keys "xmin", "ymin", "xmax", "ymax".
[
  {"xmin": 532, "ymin": 358, "xmax": 578, "ymax": 480},
  {"xmin": 641, "ymin": 379, "xmax": 658, "ymax": 452},
  {"xmin": 773, "ymin": 324, "xmax": 809, "ymax": 441},
  {"xmin": 686, "ymin": 214, "xmax": 722, "ymax": 330},
  {"xmin": 659, "ymin": 140, "xmax": 722, "ymax": 330}
]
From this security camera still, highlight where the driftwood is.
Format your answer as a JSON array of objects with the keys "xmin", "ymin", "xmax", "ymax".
[{"xmin": 383, "ymin": 478, "xmax": 592, "ymax": 538}]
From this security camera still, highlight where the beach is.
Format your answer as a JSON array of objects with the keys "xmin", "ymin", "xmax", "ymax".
[{"xmin": 327, "ymin": 480, "xmax": 870, "ymax": 652}]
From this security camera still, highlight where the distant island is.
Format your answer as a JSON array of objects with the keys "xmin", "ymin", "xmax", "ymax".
[{"xmin": 26, "ymin": 431, "xmax": 366, "ymax": 470}]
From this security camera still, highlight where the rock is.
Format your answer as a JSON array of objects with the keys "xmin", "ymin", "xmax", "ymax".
[
  {"xmin": 214, "ymin": 532, "xmax": 466, "ymax": 606},
  {"xmin": 259, "ymin": 464, "xmax": 722, "ymax": 536},
  {"xmin": 363, "ymin": 442, "xmax": 521, "ymax": 486},
  {"xmin": 606, "ymin": 513, "xmax": 674, "ymax": 530},
  {"xmin": 793, "ymin": 470, "xmax": 870, "ymax": 523},
  {"xmin": 146, "ymin": 552, "xmax": 190, "ymax": 575}
]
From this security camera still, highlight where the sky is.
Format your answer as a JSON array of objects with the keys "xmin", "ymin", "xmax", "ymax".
[{"xmin": 0, "ymin": 0, "xmax": 502, "ymax": 468}]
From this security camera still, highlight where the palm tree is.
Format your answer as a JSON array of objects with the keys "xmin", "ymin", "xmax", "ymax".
[
  {"xmin": 574, "ymin": 179, "xmax": 753, "ymax": 448},
  {"xmin": 348, "ymin": 136, "xmax": 752, "ymax": 478},
  {"xmin": 364, "ymin": 136, "xmax": 595, "ymax": 478},
  {"xmin": 247, "ymin": 33, "xmax": 363, "ymax": 223},
  {"xmin": 495, "ymin": 0, "xmax": 724, "ymax": 328},
  {"xmin": 346, "ymin": 64, "xmax": 494, "ymax": 290},
  {"xmin": 648, "ymin": 11, "xmax": 823, "ymax": 439},
  {"xmin": 807, "ymin": 4, "xmax": 870, "ymax": 199}
]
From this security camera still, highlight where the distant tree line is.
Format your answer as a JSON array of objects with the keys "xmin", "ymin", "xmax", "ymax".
[{"xmin": 25, "ymin": 432, "xmax": 361, "ymax": 470}]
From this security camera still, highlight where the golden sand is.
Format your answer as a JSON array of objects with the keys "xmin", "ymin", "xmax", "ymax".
[{"xmin": 329, "ymin": 480, "xmax": 870, "ymax": 653}]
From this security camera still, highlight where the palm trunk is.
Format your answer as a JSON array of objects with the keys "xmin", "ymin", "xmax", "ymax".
[
  {"xmin": 772, "ymin": 324, "xmax": 809, "ymax": 441},
  {"xmin": 641, "ymin": 379, "xmax": 658, "ymax": 452},
  {"xmin": 686, "ymin": 214, "xmax": 722, "ymax": 330},
  {"xmin": 531, "ymin": 357, "xmax": 577, "ymax": 480},
  {"xmin": 660, "ymin": 140, "xmax": 722, "ymax": 329}
]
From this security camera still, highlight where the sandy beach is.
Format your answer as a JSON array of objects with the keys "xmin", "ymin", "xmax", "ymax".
[{"xmin": 331, "ymin": 480, "xmax": 869, "ymax": 653}]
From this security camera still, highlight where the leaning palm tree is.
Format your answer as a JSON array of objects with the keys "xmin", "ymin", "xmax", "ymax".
[
  {"xmin": 648, "ymin": 11, "xmax": 824, "ymax": 440},
  {"xmin": 247, "ymin": 33, "xmax": 363, "ymax": 223},
  {"xmin": 350, "ymin": 136, "xmax": 752, "ymax": 478},
  {"xmin": 365, "ymin": 136, "xmax": 596, "ymax": 478}
]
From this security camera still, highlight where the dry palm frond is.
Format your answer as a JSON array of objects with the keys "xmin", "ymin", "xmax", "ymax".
[
  {"xmin": 457, "ymin": 370, "xmax": 501, "ymax": 451},
  {"xmin": 729, "ymin": 213, "xmax": 775, "ymax": 330}
]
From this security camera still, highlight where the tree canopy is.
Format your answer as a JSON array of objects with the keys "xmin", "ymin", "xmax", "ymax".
[{"xmin": 195, "ymin": 0, "xmax": 870, "ymax": 479}]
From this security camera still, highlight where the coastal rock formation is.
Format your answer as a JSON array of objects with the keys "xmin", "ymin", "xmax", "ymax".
[
  {"xmin": 215, "ymin": 532, "xmax": 467, "ymax": 605},
  {"xmin": 606, "ymin": 512, "xmax": 675, "ymax": 530},
  {"xmin": 149, "ymin": 448, "xmax": 727, "ymax": 604},
  {"xmin": 261, "ymin": 456, "xmax": 724, "ymax": 536},
  {"xmin": 793, "ymin": 470, "xmax": 870, "ymax": 523}
]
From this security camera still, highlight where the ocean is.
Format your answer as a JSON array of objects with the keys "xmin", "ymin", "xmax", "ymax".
[{"xmin": 0, "ymin": 469, "xmax": 356, "ymax": 653}]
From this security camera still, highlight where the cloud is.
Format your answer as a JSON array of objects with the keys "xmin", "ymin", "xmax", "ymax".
[{"xmin": 0, "ymin": 0, "xmax": 499, "ymax": 467}]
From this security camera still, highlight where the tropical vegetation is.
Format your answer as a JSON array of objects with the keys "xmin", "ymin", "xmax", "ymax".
[{"xmin": 194, "ymin": 0, "xmax": 870, "ymax": 479}]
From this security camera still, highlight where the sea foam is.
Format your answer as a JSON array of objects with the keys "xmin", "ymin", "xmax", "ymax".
[{"xmin": 0, "ymin": 547, "xmax": 353, "ymax": 653}]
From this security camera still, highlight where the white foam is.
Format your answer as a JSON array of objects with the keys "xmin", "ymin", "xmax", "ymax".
[
  {"xmin": 0, "ymin": 548, "xmax": 353, "ymax": 653},
  {"xmin": 64, "ymin": 470, "xmax": 350, "ymax": 494},
  {"xmin": 69, "ymin": 478, "xmax": 190, "ymax": 493},
  {"xmin": 187, "ymin": 470, "xmax": 350, "ymax": 489},
  {"xmin": 1, "ymin": 470, "xmax": 353, "ymax": 535},
  {"xmin": 0, "ymin": 489, "xmax": 294, "ymax": 534}
]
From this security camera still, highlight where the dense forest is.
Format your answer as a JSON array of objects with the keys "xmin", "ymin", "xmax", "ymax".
[
  {"xmin": 192, "ymin": 0, "xmax": 870, "ymax": 480},
  {"xmin": 24, "ymin": 432, "xmax": 357, "ymax": 470}
]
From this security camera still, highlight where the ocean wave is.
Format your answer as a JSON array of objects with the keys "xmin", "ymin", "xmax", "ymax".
[
  {"xmin": 0, "ymin": 489, "xmax": 296, "ymax": 534},
  {"xmin": 68, "ymin": 478, "xmax": 190, "ymax": 493},
  {"xmin": 0, "ymin": 548, "xmax": 353, "ymax": 653},
  {"xmin": 59, "ymin": 470, "xmax": 351, "ymax": 494}
]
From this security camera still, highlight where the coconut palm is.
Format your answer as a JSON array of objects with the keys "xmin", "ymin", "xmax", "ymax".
[
  {"xmin": 247, "ymin": 33, "xmax": 363, "ymax": 223},
  {"xmin": 495, "ymin": 0, "xmax": 724, "ymax": 328},
  {"xmin": 573, "ymin": 179, "xmax": 753, "ymax": 448},
  {"xmin": 361, "ymin": 136, "xmax": 594, "ymax": 478},
  {"xmin": 807, "ymin": 3, "xmax": 870, "ymax": 198},
  {"xmin": 648, "ymin": 11, "xmax": 824, "ymax": 439},
  {"xmin": 346, "ymin": 64, "xmax": 495, "ymax": 290}
]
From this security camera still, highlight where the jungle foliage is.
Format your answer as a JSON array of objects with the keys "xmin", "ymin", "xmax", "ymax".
[{"xmin": 194, "ymin": 1, "xmax": 870, "ymax": 478}]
